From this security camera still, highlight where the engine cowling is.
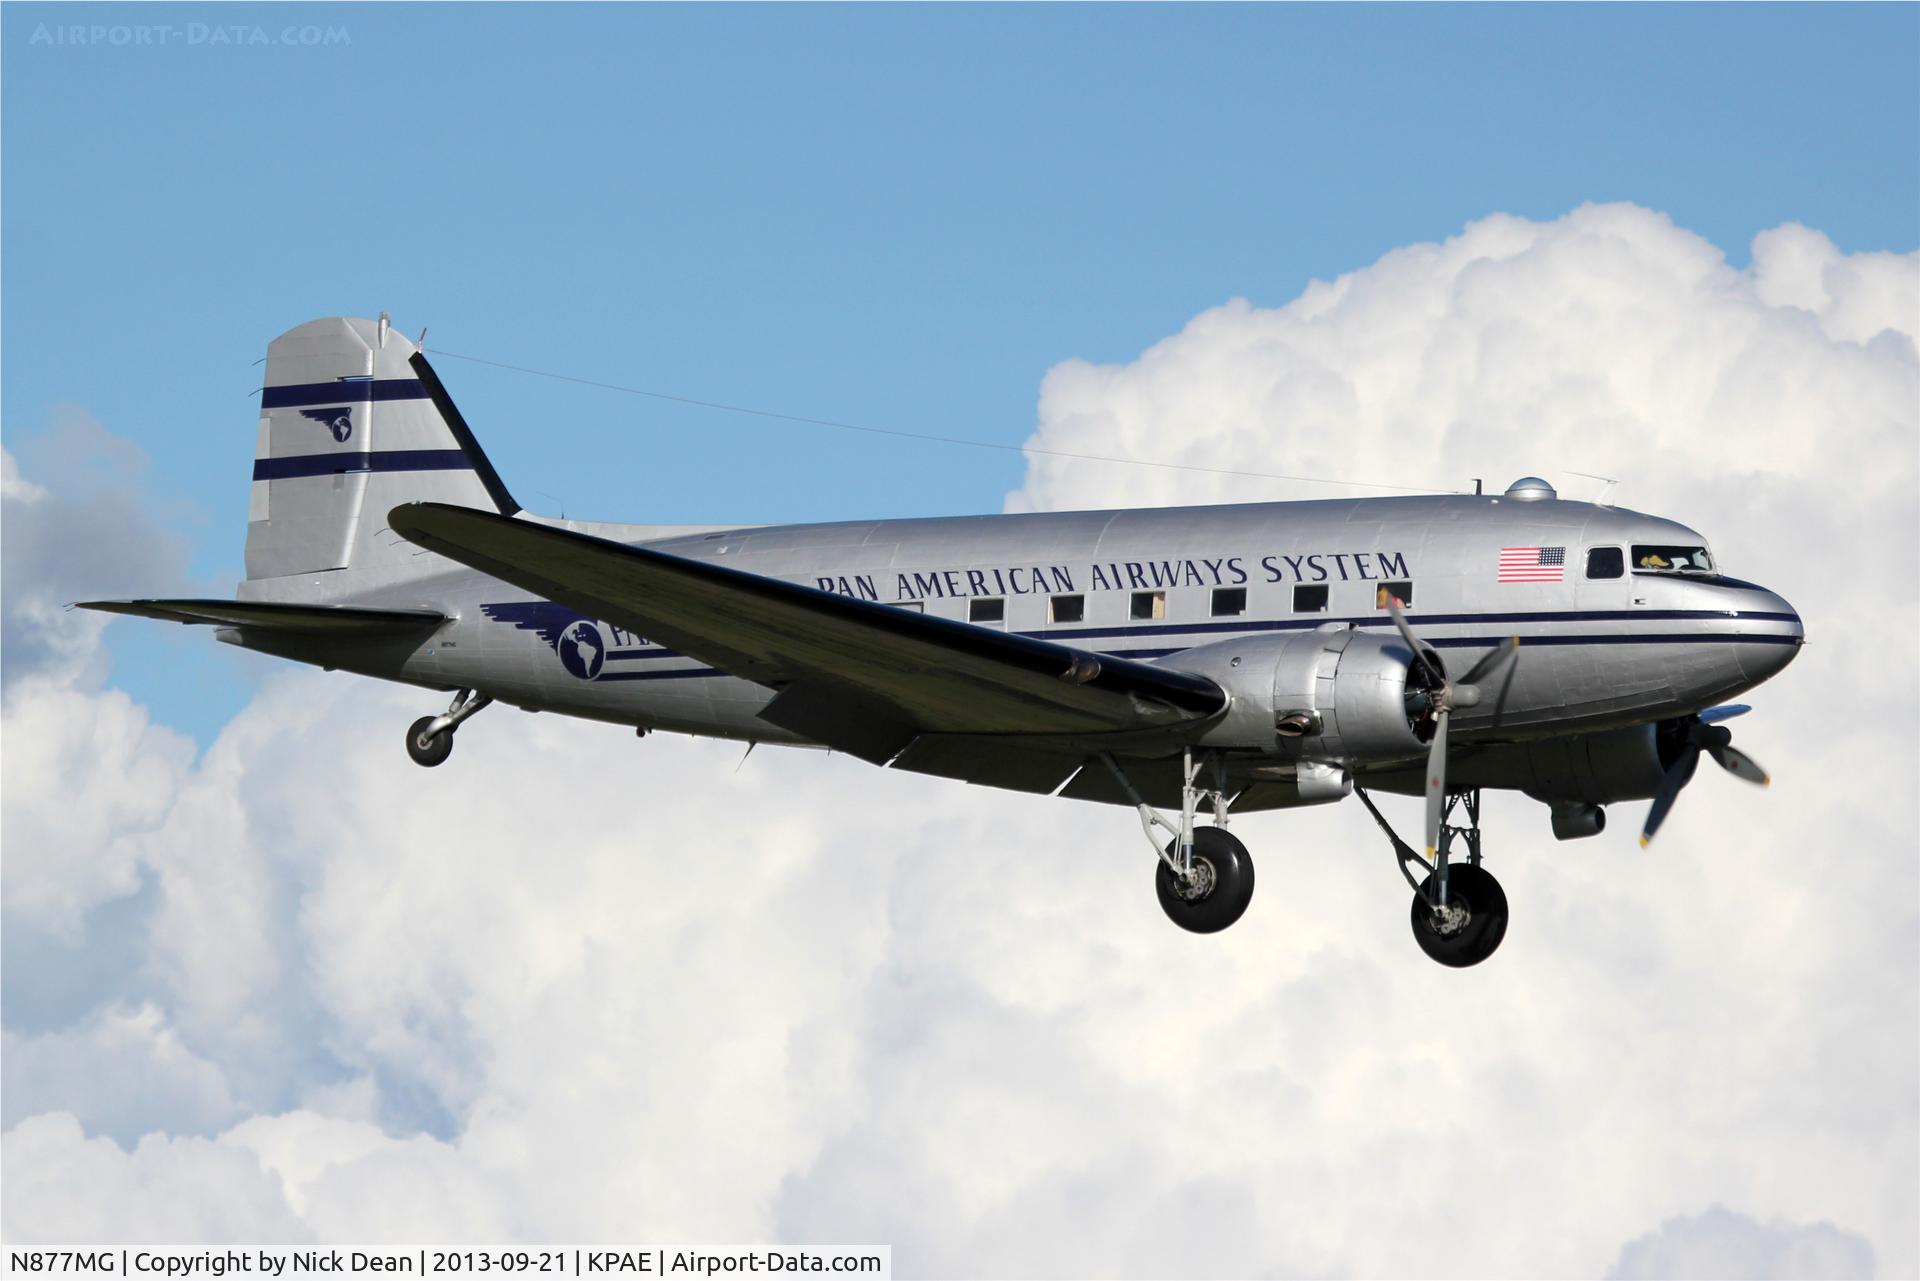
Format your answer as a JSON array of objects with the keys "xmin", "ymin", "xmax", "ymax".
[
  {"xmin": 1510, "ymin": 724, "xmax": 1669, "ymax": 804},
  {"xmin": 1166, "ymin": 629, "xmax": 1440, "ymax": 764}
]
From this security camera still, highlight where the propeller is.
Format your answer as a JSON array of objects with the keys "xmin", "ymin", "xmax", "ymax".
[
  {"xmin": 1639, "ymin": 706, "xmax": 1769, "ymax": 846},
  {"xmin": 1386, "ymin": 600, "xmax": 1521, "ymax": 860}
]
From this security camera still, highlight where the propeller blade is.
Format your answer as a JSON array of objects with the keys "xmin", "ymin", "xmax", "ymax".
[
  {"xmin": 1706, "ymin": 742, "xmax": 1770, "ymax": 787},
  {"xmin": 1424, "ymin": 706, "xmax": 1450, "ymax": 860},
  {"xmin": 1699, "ymin": 704, "xmax": 1752, "ymax": 724},
  {"xmin": 1639, "ymin": 745, "xmax": 1701, "ymax": 847},
  {"xmin": 1457, "ymin": 635, "xmax": 1521, "ymax": 688},
  {"xmin": 1386, "ymin": 598, "xmax": 1443, "ymax": 686}
]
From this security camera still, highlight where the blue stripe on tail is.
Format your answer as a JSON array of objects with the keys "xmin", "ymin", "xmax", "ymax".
[{"xmin": 253, "ymin": 449, "xmax": 472, "ymax": 481}]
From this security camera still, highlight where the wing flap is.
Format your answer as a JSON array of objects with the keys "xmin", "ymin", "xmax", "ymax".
[
  {"xmin": 758, "ymin": 682, "xmax": 921, "ymax": 765},
  {"xmin": 1056, "ymin": 755, "xmax": 1189, "ymax": 808},
  {"xmin": 1231, "ymin": 780, "xmax": 1325, "ymax": 812},
  {"xmin": 387, "ymin": 502, "xmax": 1226, "ymax": 743},
  {"xmin": 78, "ymin": 598, "xmax": 445, "ymax": 635},
  {"xmin": 886, "ymin": 734, "xmax": 1086, "ymax": 795}
]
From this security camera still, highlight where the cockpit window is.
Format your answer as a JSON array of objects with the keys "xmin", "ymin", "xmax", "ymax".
[{"xmin": 1632, "ymin": 544, "xmax": 1716, "ymax": 575}]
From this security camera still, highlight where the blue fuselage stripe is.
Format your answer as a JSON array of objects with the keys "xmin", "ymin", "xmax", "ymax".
[
  {"xmin": 1036, "ymin": 608, "xmax": 1799, "ymax": 642},
  {"xmin": 473, "ymin": 596, "xmax": 1801, "ymax": 686},
  {"xmin": 583, "ymin": 609, "xmax": 1799, "ymax": 663},
  {"xmin": 261, "ymin": 379, "xmax": 431, "ymax": 409},
  {"xmin": 591, "ymin": 630, "xmax": 1800, "ymax": 681},
  {"xmin": 254, "ymin": 450, "xmax": 472, "ymax": 481}
]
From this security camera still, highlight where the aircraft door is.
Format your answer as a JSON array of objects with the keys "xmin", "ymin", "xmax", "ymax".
[{"xmin": 1575, "ymin": 544, "xmax": 1633, "ymax": 611}]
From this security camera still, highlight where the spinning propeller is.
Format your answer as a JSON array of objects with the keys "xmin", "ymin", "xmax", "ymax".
[
  {"xmin": 1638, "ymin": 704, "xmax": 1769, "ymax": 846},
  {"xmin": 1386, "ymin": 601, "xmax": 1521, "ymax": 861}
]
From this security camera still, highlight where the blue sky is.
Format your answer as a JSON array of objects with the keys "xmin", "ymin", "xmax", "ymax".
[{"xmin": 5, "ymin": 2, "xmax": 1917, "ymax": 738}]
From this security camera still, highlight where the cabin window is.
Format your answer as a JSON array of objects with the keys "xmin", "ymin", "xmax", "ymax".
[
  {"xmin": 1049, "ymin": 594, "xmax": 1085, "ymax": 624},
  {"xmin": 1293, "ymin": 583, "xmax": 1329, "ymax": 613},
  {"xmin": 969, "ymin": 598, "xmax": 1005, "ymax": 624},
  {"xmin": 1211, "ymin": 587, "xmax": 1247, "ymax": 617},
  {"xmin": 1632, "ymin": 544, "xmax": 1715, "ymax": 575},
  {"xmin": 1585, "ymin": 547, "xmax": 1624, "ymax": 580},
  {"xmin": 1375, "ymin": 581, "xmax": 1413, "ymax": 608},
  {"xmin": 896, "ymin": 600, "xmax": 924, "ymax": 612},
  {"xmin": 1130, "ymin": 590, "xmax": 1166, "ymax": 621}
]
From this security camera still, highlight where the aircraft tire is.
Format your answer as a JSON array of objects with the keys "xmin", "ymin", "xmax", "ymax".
[
  {"xmin": 1410, "ymin": 862, "xmax": 1508, "ymax": 967},
  {"xmin": 406, "ymin": 716, "xmax": 454, "ymax": 768},
  {"xmin": 1156, "ymin": 826, "xmax": 1254, "ymax": 934}
]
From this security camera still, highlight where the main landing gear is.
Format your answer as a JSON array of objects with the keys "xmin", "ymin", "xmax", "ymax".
[
  {"xmin": 1354, "ymin": 785, "xmax": 1508, "ymax": 967},
  {"xmin": 406, "ymin": 688, "xmax": 493, "ymax": 768},
  {"xmin": 1104, "ymin": 749, "xmax": 1254, "ymax": 934}
]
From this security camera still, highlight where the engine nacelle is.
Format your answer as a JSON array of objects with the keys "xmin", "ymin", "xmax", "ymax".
[
  {"xmin": 1354, "ymin": 721, "xmax": 1678, "ymax": 806},
  {"xmin": 1514, "ymin": 724, "xmax": 1670, "ymax": 804},
  {"xmin": 1168, "ymin": 629, "xmax": 1437, "ymax": 764}
]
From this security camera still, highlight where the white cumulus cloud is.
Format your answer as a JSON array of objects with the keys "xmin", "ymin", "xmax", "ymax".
[
  {"xmin": 2, "ymin": 1004, "xmax": 243, "ymax": 1145},
  {"xmin": 1606, "ymin": 1205, "xmax": 1876, "ymax": 1280},
  {"xmin": 2, "ymin": 1113, "xmax": 308, "ymax": 1243}
]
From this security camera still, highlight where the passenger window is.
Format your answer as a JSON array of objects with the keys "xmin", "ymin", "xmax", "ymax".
[
  {"xmin": 968, "ymin": 598, "xmax": 1005, "ymax": 624},
  {"xmin": 1130, "ymin": 590, "xmax": 1166, "ymax": 621},
  {"xmin": 1049, "ymin": 594, "xmax": 1085, "ymax": 624},
  {"xmin": 1375, "ymin": 581, "xmax": 1412, "ymax": 608},
  {"xmin": 1585, "ymin": 547, "xmax": 1624, "ymax": 580},
  {"xmin": 1293, "ymin": 583, "xmax": 1329, "ymax": 613},
  {"xmin": 896, "ymin": 600, "xmax": 924, "ymax": 612},
  {"xmin": 1211, "ymin": 587, "xmax": 1247, "ymax": 617}
]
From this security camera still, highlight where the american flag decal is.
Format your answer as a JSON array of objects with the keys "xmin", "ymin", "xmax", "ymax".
[{"xmin": 1498, "ymin": 546, "xmax": 1565, "ymax": 583}]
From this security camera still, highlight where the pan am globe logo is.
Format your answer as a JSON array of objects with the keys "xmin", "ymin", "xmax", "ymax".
[
  {"xmin": 478, "ymin": 603, "xmax": 652, "ymax": 680},
  {"xmin": 298, "ymin": 406, "xmax": 353, "ymax": 442},
  {"xmin": 558, "ymin": 620, "xmax": 606, "ymax": 680}
]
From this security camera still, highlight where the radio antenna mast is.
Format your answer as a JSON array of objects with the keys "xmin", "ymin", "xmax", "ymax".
[{"xmin": 1561, "ymin": 470, "xmax": 1619, "ymax": 505}]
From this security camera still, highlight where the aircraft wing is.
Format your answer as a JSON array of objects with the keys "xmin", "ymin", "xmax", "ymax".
[
  {"xmin": 388, "ymin": 502, "xmax": 1226, "ymax": 762},
  {"xmin": 78, "ymin": 598, "xmax": 446, "ymax": 634}
]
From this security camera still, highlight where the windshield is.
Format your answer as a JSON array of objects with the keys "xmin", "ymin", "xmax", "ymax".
[{"xmin": 1632, "ymin": 544, "xmax": 1716, "ymax": 574}]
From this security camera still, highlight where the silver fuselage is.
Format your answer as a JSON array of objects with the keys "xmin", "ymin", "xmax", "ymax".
[{"xmin": 235, "ymin": 492, "xmax": 1803, "ymax": 768}]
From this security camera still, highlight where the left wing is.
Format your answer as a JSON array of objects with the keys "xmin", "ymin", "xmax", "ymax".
[{"xmin": 389, "ymin": 502, "xmax": 1225, "ymax": 762}]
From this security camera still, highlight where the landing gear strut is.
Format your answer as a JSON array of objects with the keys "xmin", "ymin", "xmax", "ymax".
[
  {"xmin": 406, "ymin": 688, "xmax": 492, "ymax": 768},
  {"xmin": 1105, "ymin": 749, "xmax": 1254, "ymax": 934},
  {"xmin": 1354, "ymin": 784, "xmax": 1509, "ymax": 967}
]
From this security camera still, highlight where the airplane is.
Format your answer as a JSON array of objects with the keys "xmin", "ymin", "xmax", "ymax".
[{"xmin": 82, "ymin": 315, "xmax": 1805, "ymax": 966}]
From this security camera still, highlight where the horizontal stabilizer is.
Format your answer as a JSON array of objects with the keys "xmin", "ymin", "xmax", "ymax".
[{"xmin": 78, "ymin": 598, "xmax": 445, "ymax": 635}]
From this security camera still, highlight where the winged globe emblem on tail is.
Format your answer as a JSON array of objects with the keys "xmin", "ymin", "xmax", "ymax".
[{"xmin": 298, "ymin": 406, "xmax": 354, "ymax": 443}]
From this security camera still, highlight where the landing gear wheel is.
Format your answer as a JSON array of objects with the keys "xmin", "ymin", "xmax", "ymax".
[
  {"xmin": 1156, "ymin": 826, "xmax": 1255, "ymax": 934},
  {"xmin": 406, "ymin": 716, "xmax": 454, "ymax": 768},
  {"xmin": 1410, "ymin": 862, "xmax": 1508, "ymax": 967}
]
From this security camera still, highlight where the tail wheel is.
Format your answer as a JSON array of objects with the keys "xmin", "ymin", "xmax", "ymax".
[
  {"xmin": 1410, "ymin": 862, "xmax": 1508, "ymax": 967},
  {"xmin": 406, "ymin": 716, "xmax": 454, "ymax": 768},
  {"xmin": 1156, "ymin": 826, "xmax": 1255, "ymax": 934}
]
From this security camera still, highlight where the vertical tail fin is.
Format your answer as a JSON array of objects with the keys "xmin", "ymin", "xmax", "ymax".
[{"xmin": 245, "ymin": 315, "xmax": 517, "ymax": 582}]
